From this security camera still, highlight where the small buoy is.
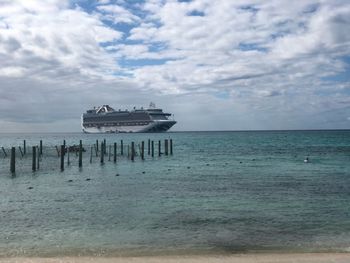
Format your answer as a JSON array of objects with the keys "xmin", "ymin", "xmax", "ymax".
[
  {"xmin": 239, "ymin": 161, "xmax": 242, "ymax": 164},
  {"xmin": 28, "ymin": 186, "xmax": 33, "ymax": 190},
  {"xmin": 86, "ymin": 178, "xmax": 91, "ymax": 181},
  {"xmin": 116, "ymin": 174, "xmax": 119, "ymax": 176},
  {"xmin": 206, "ymin": 163, "xmax": 210, "ymax": 166},
  {"xmin": 167, "ymin": 168, "xmax": 171, "ymax": 171},
  {"xmin": 304, "ymin": 157, "xmax": 309, "ymax": 163},
  {"xmin": 142, "ymin": 171, "xmax": 145, "ymax": 174},
  {"xmin": 68, "ymin": 179, "xmax": 73, "ymax": 182},
  {"xmin": 187, "ymin": 166, "xmax": 191, "ymax": 169}
]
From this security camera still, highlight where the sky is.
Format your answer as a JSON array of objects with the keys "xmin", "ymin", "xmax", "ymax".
[{"xmin": 0, "ymin": 0, "xmax": 349, "ymax": 132}]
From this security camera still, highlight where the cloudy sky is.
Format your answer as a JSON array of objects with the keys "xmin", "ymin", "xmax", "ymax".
[{"xmin": 0, "ymin": 0, "xmax": 349, "ymax": 132}]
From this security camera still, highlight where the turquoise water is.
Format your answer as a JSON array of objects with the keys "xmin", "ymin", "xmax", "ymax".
[{"xmin": 0, "ymin": 131, "xmax": 350, "ymax": 256}]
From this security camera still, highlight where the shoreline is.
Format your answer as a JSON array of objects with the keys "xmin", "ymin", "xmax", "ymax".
[{"xmin": 1, "ymin": 253, "xmax": 350, "ymax": 263}]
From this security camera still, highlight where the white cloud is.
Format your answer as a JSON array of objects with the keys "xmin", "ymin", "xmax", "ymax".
[
  {"xmin": 0, "ymin": 0, "xmax": 349, "ymax": 131},
  {"xmin": 97, "ymin": 0, "xmax": 111, "ymax": 4},
  {"xmin": 0, "ymin": 0, "xmax": 122, "ymax": 81},
  {"xmin": 96, "ymin": 4, "xmax": 140, "ymax": 24},
  {"xmin": 0, "ymin": 66, "xmax": 26, "ymax": 77}
]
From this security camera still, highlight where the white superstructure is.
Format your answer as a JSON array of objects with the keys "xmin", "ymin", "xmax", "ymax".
[{"xmin": 81, "ymin": 103, "xmax": 176, "ymax": 133}]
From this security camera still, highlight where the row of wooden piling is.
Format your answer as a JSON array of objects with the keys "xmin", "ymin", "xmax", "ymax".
[
  {"xmin": 10, "ymin": 145, "xmax": 41, "ymax": 173},
  {"xmin": 7, "ymin": 138, "xmax": 173, "ymax": 174}
]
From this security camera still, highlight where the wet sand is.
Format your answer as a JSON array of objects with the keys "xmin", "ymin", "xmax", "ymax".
[{"xmin": 1, "ymin": 253, "xmax": 350, "ymax": 263}]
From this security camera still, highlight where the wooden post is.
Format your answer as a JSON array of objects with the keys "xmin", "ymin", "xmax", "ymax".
[
  {"xmin": 104, "ymin": 139, "xmax": 106, "ymax": 154},
  {"xmin": 40, "ymin": 140, "xmax": 43, "ymax": 155},
  {"xmin": 158, "ymin": 140, "xmax": 161, "ymax": 157},
  {"xmin": 170, "ymin": 139, "xmax": 173, "ymax": 155},
  {"xmin": 10, "ymin": 147, "xmax": 15, "ymax": 173},
  {"xmin": 96, "ymin": 140, "xmax": 99, "ymax": 152},
  {"xmin": 94, "ymin": 144, "xmax": 98, "ymax": 157},
  {"xmin": 19, "ymin": 146, "xmax": 24, "ymax": 157},
  {"xmin": 78, "ymin": 140, "xmax": 82, "ymax": 167},
  {"xmin": 165, "ymin": 139, "xmax": 168, "ymax": 156},
  {"xmin": 113, "ymin": 142, "xmax": 117, "ymax": 163},
  {"xmin": 151, "ymin": 141, "xmax": 154, "ymax": 157},
  {"xmin": 108, "ymin": 145, "xmax": 111, "ymax": 161},
  {"xmin": 32, "ymin": 146, "xmax": 36, "ymax": 171},
  {"xmin": 100, "ymin": 141, "xmax": 104, "ymax": 164},
  {"xmin": 90, "ymin": 146, "xmax": 93, "ymax": 163},
  {"xmin": 60, "ymin": 145, "xmax": 64, "ymax": 171},
  {"xmin": 23, "ymin": 140, "xmax": 26, "ymax": 155},
  {"xmin": 131, "ymin": 142, "xmax": 135, "ymax": 161},
  {"xmin": 2, "ymin": 147, "xmax": 8, "ymax": 158},
  {"xmin": 148, "ymin": 139, "xmax": 150, "ymax": 155},
  {"xmin": 63, "ymin": 140, "xmax": 66, "ymax": 152},
  {"xmin": 141, "ymin": 141, "xmax": 144, "ymax": 160},
  {"xmin": 37, "ymin": 146, "xmax": 40, "ymax": 170},
  {"xmin": 121, "ymin": 140, "xmax": 123, "ymax": 155}
]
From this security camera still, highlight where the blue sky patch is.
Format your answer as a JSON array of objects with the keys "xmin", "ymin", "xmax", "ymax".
[
  {"xmin": 188, "ymin": 10, "xmax": 205, "ymax": 17},
  {"xmin": 238, "ymin": 43, "xmax": 268, "ymax": 53},
  {"xmin": 118, "ymin": 58, "xmax": 169, "ymax": 68},
  {"xmin": 213, "ymin": 90, "xmax": 230, "ymax": 99}
]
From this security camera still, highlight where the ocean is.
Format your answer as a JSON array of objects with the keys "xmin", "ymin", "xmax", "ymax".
[{"xmin": 0, "ymin": 130, "xmax": 349, "ymax": 256}]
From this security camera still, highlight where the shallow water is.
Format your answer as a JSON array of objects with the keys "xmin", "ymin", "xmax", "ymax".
[{"xmin": 0, "ymin": 131, "xmax": 350, "ymax": 256}]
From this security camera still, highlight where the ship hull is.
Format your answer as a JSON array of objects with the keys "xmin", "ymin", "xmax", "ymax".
[{"xmin": 82, "ymin": 120, "xmax": 176, "ymax": 134}]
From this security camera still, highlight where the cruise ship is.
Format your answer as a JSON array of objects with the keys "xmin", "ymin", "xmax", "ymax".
[{"xmin": 81, "ymin": 103, "xmax": 176, "ymax": 133}]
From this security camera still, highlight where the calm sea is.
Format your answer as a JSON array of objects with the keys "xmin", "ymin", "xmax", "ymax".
[{"xmin": 0, "ymin": 130, "xmax": 349, "ymax": 256}]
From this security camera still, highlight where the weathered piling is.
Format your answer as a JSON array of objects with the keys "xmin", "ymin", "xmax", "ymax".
[
  {"xmin": 19, "ymin": 146, "xmax": 24, "ymax": 157},
  {"xmin": 165, "ymin": 139, "xmax": 168, "ymax": 156},
  {"xmin": 104, "ymin": 139, "xmax": 107, "ymax": 154},
  {"xmin": 37, "ymin": 146, "xmax": 40, "ymax": 169},
  {"xmin": 39, "ymin": 140, "xmax": 43, "ymax": 155},
  {"xmin": 94, "ymin": 144, "xmax": 98, "ymax": 157},
  {"xmin": 141, "ymin": 141, "xmax": 145, "ymax": 160},
  {"xmin": 3, "ymin": 136, "xmax": 173, "ymax": 174},
  {"xmin": 23, "ymin": 140, "xmax": 26, "ymax": 155},
  {"xmin": 60, "ymin": 145, "xmax": 65, "ymax": 171},
  {"xmin": 10, "ymin": 147, "xmax": 15, "ymax": 173},
  {"xmin": 170, "ymin": 139, "xmax": 173, "ymax": 155},
  {"xmin": 131, "ymin": 142, "xmax": 135, "ymax": 161},
  {"xmin": 121, "ymin": 140, "xmax": 124, "ymax": 155},
  {"xmin": 32, "ymin": 146, "xmax": 36, "ymax": 171},
  {"xmin": 2, "ymin": 147, "xmax": 8, "ymax": 158},
  {"xmin": 151, "ymin": 140, "xmax": 154, "ymax": 157},
  {"xmin": 113, "ymin": 142, "xmax": 117, "ymax": 163},
  {"xmin": 100, "ymin": 141, "xmax": 104, "ymax": 164},
  {"xmin": 78, "ymin": 140, "xmax": 82, "ymax": 167},
  {"xmin": 90, "ymin": 146, "xmax": 93, "ymax": 163}
]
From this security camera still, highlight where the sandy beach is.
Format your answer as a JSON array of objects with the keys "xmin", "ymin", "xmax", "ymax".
[{"xmin": 1, "ymin": 253, "xmax": 350, "ymax": 263}]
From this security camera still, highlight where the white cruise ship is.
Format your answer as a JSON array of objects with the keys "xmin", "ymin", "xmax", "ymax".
[{"xmin": 81, "ymin": 103, "xmax": 176, "ymax": 133}]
